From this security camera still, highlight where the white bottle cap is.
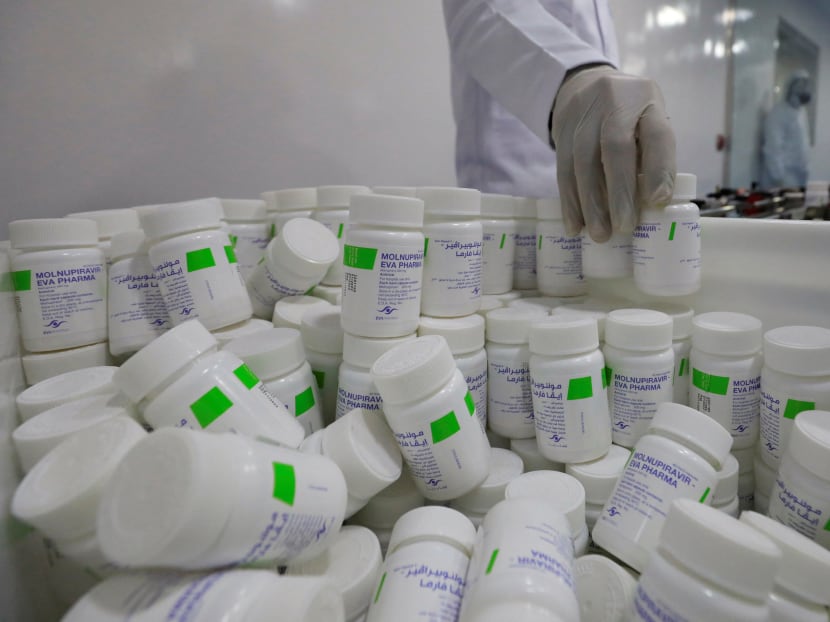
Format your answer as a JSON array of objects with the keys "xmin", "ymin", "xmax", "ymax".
[
  {"xmin": 286, "ymin": 525, "xmax": 382, "ymax": 621},
  {"xmin": 348, "ymin": 194, "xmax": 424, "ymax": 228},
  {"xmin": 505, "ymin": 471, "xmax": 586, "ymax": 539},
  {"xmin": 604, "ymin": 309, "xmax": 673, "ymax": 351},
  {"xmin": 536, "ymin": 197, "xmax": 563, "ymax": 220},
  {"xmin": 11, "ymin": 416, "xmax": 146, "ymax": 543},
  {"xmin": 450, "ymin": 448, "xmax": 524, "ymax": 516},
  {"xmin": 65, "ymin": 209, "xmax": 140, "ymax": 240},
  {"xmin": 342, "ymin": 332, "xmax": 417, "ymax": 368},
  {"xmin": 642, "ymin": 303, "xmax": 694, "ymax": 340},
  {"xmin": 9, "ymin": 218, "xmax": 99, "ymax": 249},
  {"xmin": 552, "ymin": 307, "xmax": 610, "ymax": 342},
  {"xmin": 529, "ymin": 316, "xmax": 599, "ymax": 356},
  {"xmin": 317, "ymin": 185, "xmax": 371, "ymax": 207},
  {"xmin": 12, "ymin": 395, "xmax": 130, "ymax": 473},
  {"xmin": 478, "ymin": 295, "xmax": 504, "ymax": 316},
  {"xmin": 763, "ymin": 325, "xmax": 830, "ymax": 376},
  {"xmin": 417, "ymin": 314, "xmax": 485, "ymax": 355},
  {"xmin": 114, "ymin": 320, "xmax": 218, "ymax": 403},
  {"xmin": 712, "ymin": 453, "xmax": 739, "ymax": 505},
  {"xmin": 485, "ymin": 307, "xmax": 548, "ymax": 345},
  {"xmin": 481, "ymin": 194, "xmax": 516, "ymax": 218},
  {"xmin": 224, "ymin": 327, "xmax": 306, "ymax": 380},
  {"xmin": 494, "ymin": 291, "xmax": 523, "ymax": 303},
  {"xmin": 647, "ymin": 402, "xmax": 733, "ymax": 469},
  {"xmin": 573, "ymin": 554, "xmax": 638, "ymax": 622},
  {"xmin": 220, "ymin": 199, "xmax": 267, "ymax": 221},
  {"xmin": 22, "ymin": 342, "xmax": 112, "ymax": 386},
  {"xmin": 513, "ymin": 197, "xmax": 537, "ymax": 219},
  {"xmin": 96, "ymin": 428, "xmax": 240, "ymax": 567},
  {"xmin": 671, "ymin": 173, "xmax": 697, "ymax": 200},
  {"xmin": 349, "ymin": 469, "xmax": 425, "ymax": 528},
  {"xmin": 509, "ymin": 438, "xmax": 565, "ymax": 472},
  {"xmin": 309, "ymin": 284, "xmax": 342, "ymax": 305},
  {"xmin": 131, "ymin": 204, "xmax": 160, "ymax": 218},
  {"xmin": 415, "ymin": 187, "xmax": 481, "ymax": 216},
  {"xmin": 659, "ymin": 500, "xmax": 780, "ymax": 602},
  {"xmin": 210, "ymin": 318, "xmax": 273, "ymax": 347},
  {"xmin": 16, "ymin": 366, "xmax": 120, "ymax": 421},
  {"xmin": 387, "ymin": 506, "xmax": 476, "ymax": 557},
  {"xmin": 272, "ymin": 296, "xmax": 333, "ymax": 329},
  {"xmin": 323, "ymin": 408, "xmax": 402, "ymax": 503},
  {"xmin": 266, "ymin": 218, "xmax": 339, "ymax": 279},
  {"xmin": 370, "ymin": 335, "xmax": 456, "ymax": 406},
  {"xmin": 249, "ymin": 575, "xmax": 345, "ymax": 622},
  {"xmin": 299, "ymin": 429, "xmax": 325, "ymax": 454},
  {"xmin": 265, "ymin": 187, "xmax": 317, "ymax": 212},
  {"xmin": 786, "ymin": 410, "xmax": 830, "ymax": 480},
  {"xmin": 691, "ymin": 311, "xmax": 762, "ymax": 356},
  {"xmin": 472, "ymin": 602, "xmax": 566, "ymax": 622},
  {"xmin": 139, "ymin": 198, "xmax": 224, "ymax": 241},
  {"xmin": 740, "ymin": 511, "xmax": 830, "ymax": 607},
  {"xmin": 301, "ymin": 306, "xmax": 344, "ymax": 354},
  {"xmin": 108, "ymin": 230, "xmax": 149, "ymax": 263},
  {"xmin": 372, "ymin": 186, "xmax": 417, "ymax": 197},
  {"xmin": 565, "ymin": 444, "xmax": 631, "ymax": 505}
]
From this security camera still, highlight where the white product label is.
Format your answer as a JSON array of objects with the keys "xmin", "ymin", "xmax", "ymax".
[
  {"xmin": 690, "ymin": 369, "xmax": 760, "ymax": 445},
  {"xmin": 248, "ymin": 264, "xmax": 308, "ymax": 311},
  {"xmin": 513, "ymin": 231, "xmax": 537, "ymax": 286},
  {"xmin": 632, "ymin": 219, "xmax": 701, "ymax": 272},
  {"xmin": 422, "ymin": 235, "xmax": 482, "ymax": 309},
  {"xmin": 610, "ymin": 368, "xmax": 673, "ymax": 446},
  {"xmin": 630, "ymin": 582, "xmax": 690, "ymax": 622},
  {"xmin": 537, "ymin": 232, "xmax": 584, "ymax": 287},
  {"xmin": 228, "ymin": 223, "xmax": 271, "ymax": 279},
  {"xmin": 108, "ymin": 258, "xmax": 170, "ymax": 337},
  {"xmin": 465, "ymin": 367, "xmax": 487, "ymax": 429},
  {"xmin": 768, "ymin": 477, "xmax": 830, "ymax": 548},
  {"xmin": 488, "ymin": 359, "xmax": 534, "ymax": 436},
  {"xmin": 759, "ymin": 388, "xmax": 817, "ymax": 466},
  {"xmin": 532, "ymin": 372, "xmax": 606, "ymax": 453},
  {"xmin": 336, "ymin": 385, "xmax": 383, "ymax": 420}
]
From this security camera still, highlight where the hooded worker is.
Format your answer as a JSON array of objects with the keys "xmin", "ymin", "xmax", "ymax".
[{"xmin": 762, "ymin": 70, "xmax": 812, "ymax": 188}]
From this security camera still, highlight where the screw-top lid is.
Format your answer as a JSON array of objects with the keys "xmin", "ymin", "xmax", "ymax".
[
  {"xmin": 647, "ymin": 402, "xmax": 733, "ymax": 468},
  {"xmin": 643, "ymin": 303, "xmax": 694, "ymax": 340},
  {"xmin": 513, "ymin": 197, "xmax": 537, "ymax": 219},
  {"xmin": 139, "ymin": 198, "xmax": 223, "ymax": 241},
  {"xmin": 261, "ymin": 187, "xmax": 317, "ymax": 212},
  {"xmin": 265, "ymin": 218, "xmax": 339, "ymax": 279},
  {"xmin": 349, "ymin": 469, "xmax": 425, "ymax": 528},
  {"xmin": 786, "ymin": 410, "xmax": 830, "ymax": 480},
  {"xmin": 536, "ymin": 197, "xmax": 563, "ymax": 220},
  {"xmin": 477, "ymin": 295, "xmax": 504, "ymax": 316},
  {"xmin": 9, "ymin": 218, "xmax": 99, "ymax": 250},
  {"xmin": 387, "ymin": 506, "xmax": 476, "ymax": 557},
  {"xmin": 210, "ymin": 318, "xmax": 273, "ymax": 347},
  {"xmin": 372, "ymin": 186, "xmax": 417, "ymax": 197},
  {"xmin": 299, "ymin": 429, "xmax": 325, "ymax": 455},
  {"xmin": 285, "ymin": 525, "xmax": 382, "ymax": 620},
  {"xmin": 11, "ymin": 416, "xmax": 147, "ymax": 544},
  {"xmin": 691, "ymin": 312, "xmax": 762, "ymax": 356},
  {"xmin": 494, "ymin": 291, "xmax": 523, "ymax": 303},
  {"xmin": 552, "ymin": 307, "xmax": 610, "ymax": 342},
  {"xmin": 114, "ymin": 320, "xmax": 218, "ymax": 403},
  {"xmin": 415, "ymin": 187, "xmax": 481, "ymax": 216},
  {"xmin": 66, "ymin": 209, "xmax": 141, "ymax": 240},
  {"xmin": 509, "ymin": 438, "xmax": 565, "ymax": 472},
  {"xmin": 509, "ymin": 296, "xmax": 573, "ymax": 313},
  {"xmin": 763, "ymin": 326, "xmax": 830, "ymax": 376},
  {"xmin": 301, "ymin": 306, "xmax": 344, "ymax": 354},
  {"xmin": 504, "ymin": 471, "xmax": 587, "ymax": 538},
  {"xmin": 349, "ymin": 194, "xmax": 424, "ymax": 228},
  {"xmin": 342, "ymin": 332, "xmax": 417, "ymax": 368},
  {"xmin": 637, "ymin": 172, "xmax": 696, "ymax": 202},
  {"xmin": 712, "ymin": 453, "xmax": 739, "ymax": 505},
  {"xmin": 16, "ymin": 366, "xmax": 120, "ymax": 421},
  {"xmin": 658, "ymin": 500, "xmax": 781, "ymax": 602},
  {"xmin": 565, "ymin": 444, "xmax": 631, "ymax": 504},
  {"xmin": 604, "ymin": 309, "xmax": 673, "ymax": 351},
  {"xmin": 486, "ymin": 307, "xmax": 548, "ymax": 344},
  {"xmin": 371, "ymin": 335, "xmax": 456, "ymax": 405},
  {"xmin": 309, "ymin": 284, "xmax": 341, "ymax": 305},
  {"xmin": 108, "ymin": 230, "xmax": 149, "ymax": 263},
  {"xmin": 317, "ymin": 185, "xmax": 371, "ymax": 208},
  {"xmin": 418, "ymin": 314, "xmax": 485, "ymax": 355},
  {"xmin": 220, "ymin": 199, "xmax": 267, "ymax": 221},
  {"xmin": 224, "ymin": 328, "xmax": 306, "ymax": 380},
  {"xmin": 529, "ymin": 316, "xmax": 599, "ymax": 356},
  {"xmin": 480, "ymin": 194, "xmax": 516, "ymax": 218},
  {"xmin": 273, "ymin": 296, "xmax": 333, "ymax": 329},
  {"xmin": 573, "ymin": 555, "xmax": 638, "ymax": 622},
  {"xmin": 22, "ymin": 341, "xmax": 112, "ymax": 386},
  {"xmin": 322, "ymin": 408, "xmax": 402, "ymax": 502},
  {"xmin": 450, "ymin": 448, "xmax": 524, "ymax": 515},
  {"xmin": 740, "ymin": 511, "xmax": 830, "ymax": 606}
]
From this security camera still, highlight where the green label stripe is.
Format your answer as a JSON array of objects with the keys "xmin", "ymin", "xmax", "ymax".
[
  {"xmin": 11, "ymin": 270, "xmax": 31, "ymax": 292},
  {"xmin": 294, "ymin": 386, "xmax": 316, "ymax": 416},
  {"xmin": 186, "ymin": 247, "xmax": 216, "ymax": 272},
  {"xmin": 567, "ymin": 376, "xmax": 593, "ymax": 400},
  {"xmin": 668, "ymin": 221, "xmax": 677, "ymax": 241},
  {"xmin": 537, "ymin": 234, "xmax": 542, "ymax": 250},
  {"xmin": 692, "ymin": 369, "xmax": 729, "ymax": 396},
  {"xmin": 233, "ymin": 363, "xmax": 259, "ymax": 389},
  {"xmin": 699, "ymin": 487, "xmax": 711, "ymax": 503},
  {"xmin": 602, "ymin": 366, "xmax": 612, "ymax": 390},
  {"xmin": 224, "ymin": 245, "xmax": 237, "ymax": 264},
  {"xmin": 343, "ymin": 245, "xmax": 378, "ymax": 270},
  {"xmin": 784, "ymin": 398, "xmax": 816, "ymax": 420},
  {"xmin": 464, "ymin": 391, "xmax": 475, "ymax": 416},
  {"xmin": 623, "ymin": 449, "xmax": 634, "ymax": 470},
  {"xmin": 824, "ymin": 518, "xmax": 830, "ymax": 532},
  {"xmin": 271, "ymin": 462, "xmax": 296, "ymax": 506},
  {"xmin": 423, "ymin": 237, "xmax": 429, "ymax": 258},
  {"xmin": 499, "ymin": 233, "xmax": 506, "ymax": 249},
  {"xmin": 678, "ymin": 358, "xmax": 688, "ymax": 377},
  {"xmin": 485, "ymin": 549, "xmax": 499, "ymax": 575},
  {"xmin": 431, "ymin": 411, "xmax": 461, "ymax": 444},
  {"xmin": 269, "ymin": 223, "xmax": 276, "ymax": 238},
  {"xmin": 337, "ymin": 223, "xmax": 344, "ymax": 239},
  {"xmin": 190, "ymin": 386, "xmax": 233, "ymax": 428},
  {"xmin": 229, "ymin": 234, "xmax": 238, "ymax": 247},
  {"xmin": 373, "ymin": 572, "xmax": 387, "ymax": 603},
  {"xmin": 312, "ymin": 370, "xmax": 325, "ymax": 389}
]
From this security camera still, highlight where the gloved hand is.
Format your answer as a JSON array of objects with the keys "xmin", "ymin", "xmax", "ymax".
[{"xmin": 551, "ymin": 65, "xmax": 676, "ymax": 242}]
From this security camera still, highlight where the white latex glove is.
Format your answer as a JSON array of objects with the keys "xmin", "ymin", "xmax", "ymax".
[{"xmin": 551, "ymin": 65, "xmax": 676, "ymax": 242}]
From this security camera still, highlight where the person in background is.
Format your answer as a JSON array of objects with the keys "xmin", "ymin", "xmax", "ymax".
[
  {"xmin": 761, "ymin": 70, "xmax": 812, "ymax": 189},
  {"xmin": 442, "ymin": 0, "xmax": 676, "ymax": 242}
]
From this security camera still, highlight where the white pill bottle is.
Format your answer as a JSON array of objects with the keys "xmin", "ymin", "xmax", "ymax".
[
  {"xmin": 313, "ymin": 185, "xmax": 371, "ymax": 287},
  {"xmin": 512, "ymin": 197, "xmax": 538, "ymax": 290},
  {"xmin": 262, "ymin": 187, "xmax": 317, "ymax": 235},
  {"xmin": 645, "ymin": 302, "xmax": 694, "ymax": 406},
  {"xmin": 480, "ymin": 193, "xmax": 517, "ymax": 295},
  {"xmin": 536, "ymin": 197, "xmax": 587, "ymax": 297},
  {"xmin": 220, "ymin": 198, "xmax": 271, "ymax": 281}
]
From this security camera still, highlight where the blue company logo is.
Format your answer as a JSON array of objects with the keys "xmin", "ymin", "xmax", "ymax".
[
  {"xmin": 44, "ymin": 320, "xmax": 66, "ymax": 329},
  {"xmin": 377, "ymin": 306, "xmax": 398, "ymax": 315},
  {"xmin": 613, "ymin": 421, "xmax": 630, "ymax": 430},
  {"xmin": 549, "ymin": 433, "xmax": 565, "ymax": 442},
  {"xmin": 733, "ymin": 424, "xmax": 749, "ymax": 433},
  {"xmin": 179, "ymin": 307, "xmax": 194, "ymax": 316},
  {"xmin": 607, "ymin": 506, "xmax": 621, "ymax": 517},
  {"xmin": 472, "ymin": 286, "xmax": 480, "ymax": 295},
  {"xmin": 150, "ymin": 318, "xmax": 167, "ymax": 327},
  {"xmin": 426, "ymin": 478, "xmax": 442, "ymax": 487},
  {"xmin": 315, "ymin": 523, "xmax": 328, "ymax": 540},
  {"xmin": 765, "ymin": 441, "xmax": 777, "ymax": 452}
]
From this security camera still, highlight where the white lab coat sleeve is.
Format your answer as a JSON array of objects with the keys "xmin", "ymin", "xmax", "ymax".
[{"xmin": 443, "ymin": 0, "xmax": 615, "ymax": 146}]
